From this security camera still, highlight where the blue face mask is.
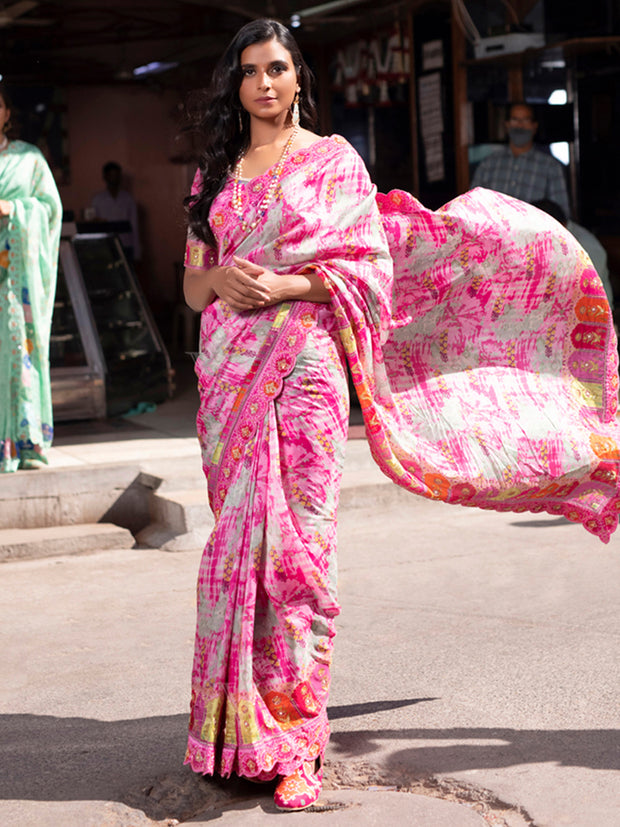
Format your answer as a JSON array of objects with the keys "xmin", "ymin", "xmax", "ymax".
[{"xmin": 508, "ymin": 127, "xmax": 534, "ymax": 147}]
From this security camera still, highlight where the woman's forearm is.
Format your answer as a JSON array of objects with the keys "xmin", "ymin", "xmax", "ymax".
[
  {"xmin": 274, "ymin": 271, "xmax": 331, "ymax": 303},
  {"xmin": 183, "ymin": 266, "xmax": 217, "ymax": 312}
]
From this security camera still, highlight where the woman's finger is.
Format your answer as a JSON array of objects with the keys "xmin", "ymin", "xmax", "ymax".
[
  {"xmin": 225, "ymin": 266, "xmax": 269, "ymax": 295},
  {"xmin": 230, "ymin": 296, "xmax": 263, "ymax": 311},
  {"xmin": 226, "ymin": 282, "xmax": 268, "ymax": 307},
  {"xmin": 232, "ymin": 255, "xmax": 264, "ymax": 276},
  {"xmin": 236, "ymin": 275, "xmax": 271, "ymax": 298}
]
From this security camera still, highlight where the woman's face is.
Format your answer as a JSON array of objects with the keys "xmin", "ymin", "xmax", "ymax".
[
  {"xmin": 0, "ymin": 95, "xmax": 10, "ymax": 136},
  {"xmin": 238, "ymin": 38, "xmax": 299, "ymax": 124}
]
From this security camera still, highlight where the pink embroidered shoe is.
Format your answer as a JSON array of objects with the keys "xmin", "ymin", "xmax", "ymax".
[{"xmin": 273, "ymin": 757, "xmax": 323, "ymax": 811}]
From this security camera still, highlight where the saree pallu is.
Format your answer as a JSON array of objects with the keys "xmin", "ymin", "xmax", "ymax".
[
  {"xmin": 342, "ymin": 188, "xmax": 620, "ymax": 542},
  {"xmin": 185, "ymin": 134, "xmax": 620, "ymax": 780},
  {"xmin": 0, "ymin": 140, "xmax": 62, "ymax": 472}
]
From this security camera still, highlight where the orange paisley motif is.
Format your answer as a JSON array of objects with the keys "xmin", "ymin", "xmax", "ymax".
[
  {"xmin": 589, "ymin": 433, "xmax": 620, "ymax": 460},
  {"xmin": 424, "ymin": 471, "xmax": 450, "ymax": 499}
]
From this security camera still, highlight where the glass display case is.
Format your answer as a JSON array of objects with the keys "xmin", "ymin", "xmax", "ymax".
[
  {"xmin": 50, "ymin": 224, "xmax": 173, "ymax": 420},
  {"xmin": 50, "ymin": 235, "xmax": 107, "ymax": 421}
]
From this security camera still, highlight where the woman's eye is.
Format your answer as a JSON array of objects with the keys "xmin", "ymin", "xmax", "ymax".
[
  {"xmin": 271, "ymin": 64, "xmax": 286, "ymax": 74},
  {"xmin": 242, "ymin": 68, "xmax": 255, "ymax": 77}
]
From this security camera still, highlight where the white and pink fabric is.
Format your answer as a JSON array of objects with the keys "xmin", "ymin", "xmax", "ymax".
[{"xmin": 183, "ymin": 135, "xmax": 620, "ymax": 781}]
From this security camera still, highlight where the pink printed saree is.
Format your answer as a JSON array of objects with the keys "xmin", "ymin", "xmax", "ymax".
[{"xmin": 184, "ymin": 134, "xmax": 620, "ymax": 780}]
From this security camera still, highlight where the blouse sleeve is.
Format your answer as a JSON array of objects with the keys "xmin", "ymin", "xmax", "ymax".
[{"xmin": 184, "ymin": 168, "xmax": 217, "ymax": 271}]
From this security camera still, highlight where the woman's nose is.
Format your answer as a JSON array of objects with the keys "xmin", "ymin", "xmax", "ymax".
[{"xmin": 258, "ymin": 72, "xmax": 271, "ymax": 89}]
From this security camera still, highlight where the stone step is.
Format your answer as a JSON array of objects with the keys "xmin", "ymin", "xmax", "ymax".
[
  {"xmin": 0, "ymin": 462, "xmax": 159, "ymax": 533},
  {"xmin": 0, "ymin": 436, "xmax": 409, "ymax": 559},
  {"xmin": 151, "ymin": 488, "xmax": 212, "ymax": 533},
  {"xmin": 0, "ymin": 523, "xmax": 135, "ymax": 562},
  {"xmin": 135, "ymin": 463, "xmax": 411, "ymax": 553},
  {"xmin": 136, "ymin": 488, "xmax": 214, "ymax": 552}
]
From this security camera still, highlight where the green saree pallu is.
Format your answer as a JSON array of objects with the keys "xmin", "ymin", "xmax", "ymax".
[{"xmin": 0, "ymin": 140, "xmax": 62, "ymax": 472}]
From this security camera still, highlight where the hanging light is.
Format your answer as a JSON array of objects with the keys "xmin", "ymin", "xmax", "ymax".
[{"xmin": 133, "ymin": 60, "xmax": 179, "ymax": 78}]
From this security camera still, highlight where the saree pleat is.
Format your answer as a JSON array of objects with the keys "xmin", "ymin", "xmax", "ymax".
[{"xmin": 186, "ymin": 299, "xmax": 348, "ymax": 778}]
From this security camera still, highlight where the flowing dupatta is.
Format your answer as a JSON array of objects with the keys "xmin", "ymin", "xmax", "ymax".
[
  {"xmin": 0, "ymin": 140, "xmax": 62, "ymax": 471},
  {"xmin": 295, "ymin": 142, "xmax": 620, "ymax": 542}
]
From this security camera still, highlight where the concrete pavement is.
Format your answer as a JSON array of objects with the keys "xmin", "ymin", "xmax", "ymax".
[{"xmin": 1, "ymin": 364, "xmax": 619, "ymax": 826}]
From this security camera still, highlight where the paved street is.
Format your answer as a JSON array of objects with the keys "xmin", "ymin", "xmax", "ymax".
[{"xmin": 1, "ymin": 380, "xmax": 619, "ymax": 826}]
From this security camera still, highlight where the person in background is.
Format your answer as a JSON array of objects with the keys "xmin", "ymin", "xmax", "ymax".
[
  {"xmin": 91, "ymin": 161, "xmax": 141, "ymax": 262},
  {"xmin": 532, "ymin": 198, "xmax": 615, "ymax": 308},
  {"xmin": 471, "ymin": 101, "xmax": 571, "ymax": 220},
  {"xmin": 0, "ymin": 81, "xmax": 62, "ymax": 471}
]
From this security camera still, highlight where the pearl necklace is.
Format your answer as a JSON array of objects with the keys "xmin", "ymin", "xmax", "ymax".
[{"xmin": 232, "ymin": 125, "xmax": 299, "ymax": 233}]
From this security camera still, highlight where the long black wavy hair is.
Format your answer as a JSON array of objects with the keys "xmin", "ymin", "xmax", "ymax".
[
  {"xmin": 0, "ymin": 81, "xmax": 19, "ymax": 140},
  {"xmin": 185, "ymin": 19, "xmax": 317, "ymax": 246}
]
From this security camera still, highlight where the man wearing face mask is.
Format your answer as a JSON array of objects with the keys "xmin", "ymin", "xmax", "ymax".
[{"xmin": 471, "ymin": 102, "xmax": 571, "ymax": 219}]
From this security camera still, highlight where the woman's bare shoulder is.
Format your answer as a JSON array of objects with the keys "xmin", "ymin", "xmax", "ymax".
[{"xmin": 295, "ymin": 129, "xmax": 326, "ymax": 149}]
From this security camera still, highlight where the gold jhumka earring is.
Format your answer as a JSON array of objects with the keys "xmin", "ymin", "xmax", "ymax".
[{"xmin": 291, "ymin": 92, "xmax": 300, "ymax": 126}]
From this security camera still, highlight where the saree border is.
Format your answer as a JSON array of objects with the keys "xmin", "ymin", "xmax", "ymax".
[{"xmin": 185, "ymin": 712, "xmax": 327, "ymax": 780}]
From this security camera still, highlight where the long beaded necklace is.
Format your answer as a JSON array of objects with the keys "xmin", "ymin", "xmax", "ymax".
[{"xmin": 231, "ymin": 124, "xmax": 299, "ymax": 233}]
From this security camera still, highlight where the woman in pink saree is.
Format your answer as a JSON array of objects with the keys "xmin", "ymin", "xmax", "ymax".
[{"xmin": 183, "ymin": 19, "xmax": 620, "ymax": 812}]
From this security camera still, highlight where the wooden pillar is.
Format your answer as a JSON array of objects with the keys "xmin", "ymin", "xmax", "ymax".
[
  {"xmin": 507, "ymin": 66, "xmax": 524, "ymax": 102},
  {"xmin": 507, "ymin": 0, "xmax": 531, "ymax": 101},
  {"xmin": 450, "ymin": 4, "xmax": 469, "ymax": 192},
  {"xmin": 406, "ymin": 10, "xmax": 420, "ymax": 195},
  {"xmin": 315, "ymin": 45, "xmax": 332, "ymax": 136}
]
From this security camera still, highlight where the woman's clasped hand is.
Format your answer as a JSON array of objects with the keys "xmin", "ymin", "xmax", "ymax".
[{"xmin": 208, "ymin": 256, "xmax": 275, "ymax": 311}]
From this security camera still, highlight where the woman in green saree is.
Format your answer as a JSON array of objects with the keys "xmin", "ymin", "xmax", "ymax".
[{"xmin": 0, "ymin": 82, "xmax": 62, "ymax": 472}]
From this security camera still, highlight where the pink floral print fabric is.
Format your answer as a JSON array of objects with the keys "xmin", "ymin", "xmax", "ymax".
[
  {"xmin": 184, "ymin": 134, "xmax": 620, "ymax": 781},
  {"xmin": 332, "ymin": 186, "xmax": 620, "ymax": 542}
]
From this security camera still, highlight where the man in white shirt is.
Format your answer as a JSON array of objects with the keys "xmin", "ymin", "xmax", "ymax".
[{"xmin": 91, "ymin": 161, "xmax": 141, "ymax": 261}]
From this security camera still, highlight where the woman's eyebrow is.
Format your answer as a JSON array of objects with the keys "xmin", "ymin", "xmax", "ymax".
[{"xmin": 240, "ymin": 60, "xmax": 289, "ymax": 69}]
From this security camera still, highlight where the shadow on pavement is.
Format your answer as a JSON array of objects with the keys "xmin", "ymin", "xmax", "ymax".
[
  {"xmin": 1, "ymin": 712, "xmax": 618, "ymax": 813},
  {"xmin": 0, "ymin": 701, "xmax": 435, "ymax": 805},
  {"xmin": 328, "ymin": 698, "xmax": 438, "ymax": 720},
  {"xmin": 509, "ymin": 516, "xmax": 572, "ymax": 529},
  {"xmin": 329, "ymin": 725, "xmax": 620, "ymax": 773},
  {"xmin": 0, "ymin": 712, "xmax": 189, "ymax": 802}
]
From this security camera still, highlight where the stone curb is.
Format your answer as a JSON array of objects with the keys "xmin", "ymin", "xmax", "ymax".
[{"xmin": 0, "ymin": 522, "xmax": 135, "ymax": 562}]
